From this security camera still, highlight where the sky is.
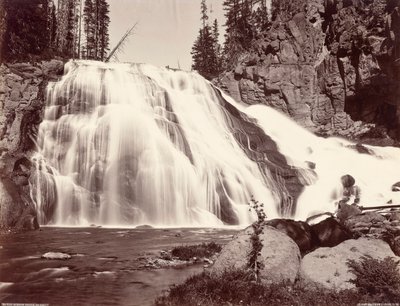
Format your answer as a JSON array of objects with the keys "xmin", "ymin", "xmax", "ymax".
[{"xmin": 108, "ymin": 0, "xmax": 225, "ymax": 71}]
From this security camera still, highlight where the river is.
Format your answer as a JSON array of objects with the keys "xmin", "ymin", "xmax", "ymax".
[{"xmin": 0, "ymin": 227, "xmax": 239, "ymax": 306}]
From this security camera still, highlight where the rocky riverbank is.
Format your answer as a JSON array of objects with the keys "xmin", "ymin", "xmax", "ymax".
[{"xmin": 0, "ymin": 60, "xmax": 64, "ymax": 230}]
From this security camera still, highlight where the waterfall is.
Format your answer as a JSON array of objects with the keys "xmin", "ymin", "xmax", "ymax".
[
  {"xmin": 31, "ymin": 60, "xmax": 400, "ymax": 227},
  {"xmin": 32, "ymin": 60, "xmax": 286, "ymax": 226}
]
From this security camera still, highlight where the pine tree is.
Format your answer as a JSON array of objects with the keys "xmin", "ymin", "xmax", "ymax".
[
  {"xmin": 191, "ymin": 1, "xmax": 222, "ymax": 79},
  {"xmin": 49, "ymin": 1, "xmax": 57, "ymax": 47},
  {"xmin": 200, "ymin": 0, "xmax": 208, "ymax": 28},
  {"xmin": 97, "ymin": 0, "xmax": 110, "ymax": 61},
  {"xmin": 223, "ymin": 0, "xmax": 244, "ymax": 65},
  {"xmin": 83, "ymin": 0, "xmax": 109, "ymax": 60},
  {"xmin": 56, "ymin": 0, "xmax": 79, "ymax": 57},
  {"xmin": 212, "ymin": 19, "xmax": 223, "ymax": 74},
  {"xmin": 2, "ymin": 0, "xmax": 52, "ymax": 61},
  {"xmin": 223, "ymin": 0, "xmax": 270, "ymax": 67},
  {"xmin": 253, "ymin": 0, "xmax": 269, "ymax": 32},
  {"xmin": 83, "ymin": 0, "xmax": 95, "ymax": 59}
]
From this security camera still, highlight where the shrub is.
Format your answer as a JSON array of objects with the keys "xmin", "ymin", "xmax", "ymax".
[
  {"xmin": 247, "ymin": 196, "xmax": 267, "ymax": 282},
  {"xmin": 347, "ymin": 255, "xmax": 400, "ymax": 299},
  {"xmin": 170, "ymin": 242, "xmax": 222, "ymax": 261}
]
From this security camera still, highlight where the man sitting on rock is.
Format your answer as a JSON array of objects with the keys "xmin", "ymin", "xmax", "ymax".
[
  {"xmin": 339, "ymin": 174, "xmax": 361, "ymax": 206},
  {"xmin": 335, "ymin": 174, "xmax": 362, "ymax": 222}
]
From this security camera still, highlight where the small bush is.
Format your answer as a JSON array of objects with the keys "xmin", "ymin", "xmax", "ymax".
[
  {"xmin": 247, "ymin": 196, "xmax": 267, "ymax": 282},
  {"xmin": 170, "ymin": 242, "xmax": 222, "ymax": 261},
  {"xmin": 347, "ymin": 255, "xmax": 400, "ymax": 299}
]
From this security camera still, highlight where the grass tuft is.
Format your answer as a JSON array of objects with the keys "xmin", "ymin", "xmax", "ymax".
[{"xmin": 170, "ymin": 242, "xmax": 222, "ymax": 261}]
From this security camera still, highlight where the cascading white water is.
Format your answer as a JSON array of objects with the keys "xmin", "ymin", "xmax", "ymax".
[
  {"xmin": 224, "ymin": 98, "xmax": 400, "ymax": 220},
  {"xmin": 32, "ymin": 60, "xmax": 400, "ymax": 227},
  {"xmin": 32, "ymin": 60, "xmax": 285, "ymax": 227}
]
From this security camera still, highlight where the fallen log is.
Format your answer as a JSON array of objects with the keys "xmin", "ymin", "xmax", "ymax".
[{"xmin": 359, "ymin": 204, "xmax": 400, "ymax": 211}]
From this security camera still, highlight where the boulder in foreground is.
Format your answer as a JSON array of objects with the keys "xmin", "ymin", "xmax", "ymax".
[
  {"xmin": 211, "ymin": 225, "xmax": 301, "ymax": 284},
  {"xmin": 300, "ymin": 238, "xmax": 398, "ymax": 290}
]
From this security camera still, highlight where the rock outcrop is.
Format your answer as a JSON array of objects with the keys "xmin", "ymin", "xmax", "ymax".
[
  {"xmin": 339, "ymin": 210, "xmax": 400, "ymax": 256},
  {"xmin": 0, "ymin": 60, "xmax": 63, "ymax": 230},
  {"xmin": 216, "ymin": 0, "xmax": 400, "ymax": 144},
  {"xmin": 211, "ymin": 225, "xmax": 301, "ymax": 284},
  {"xmin": 300, "ymin": 238, "xmax": 398, "ymax": 290}
]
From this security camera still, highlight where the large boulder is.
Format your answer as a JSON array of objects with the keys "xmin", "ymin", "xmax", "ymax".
[
  {"xmin": 211, "ymin": 225, "xmax": 301, "ymax": 284},
  {"xmin": 300, "ymin": 238, "xmax": 398, "ymax": 290},
  {"xmin": 266, "ymin": 218, "xmax": 316, "ymax": 255}
]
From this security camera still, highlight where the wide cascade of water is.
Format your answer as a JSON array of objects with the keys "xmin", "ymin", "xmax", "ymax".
[
  {"xmin": 32, "ymin": 60, "xmax": 284, "ymax": 227},
  {"xmin": 31, "ymin": 60, "xmax": 400, "ymax": 227}
]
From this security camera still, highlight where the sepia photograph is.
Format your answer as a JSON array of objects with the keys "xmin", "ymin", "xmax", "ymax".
[{"xmin": 1, "ymin": 0, "xmax": 400, "ymax": 305}]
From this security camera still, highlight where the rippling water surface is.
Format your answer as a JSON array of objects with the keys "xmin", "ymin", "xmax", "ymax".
[{"xmin": 0, "ymin": 227, "xmax": 238, "ymax": 305}]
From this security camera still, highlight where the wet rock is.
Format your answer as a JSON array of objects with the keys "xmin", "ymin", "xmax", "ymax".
[
  {"xmin": 40, "ymin": 60, "xmax": 64, "ymax": 79},
  {"xmin": 336, "ymin": 203, "xmax": 362, "ymax": 223},
  {"xmin": 305, "ymin": 161, "xmax": 316, "ymax": 170},
  {"xmin": 42, "ymin": 252, "xmax": 72, "ymax": 260},
  {"xmin": 136, "ymin": 225, "xmax": 153, "ymax": 229},
  {"xmin": 392, "ymin": 182, "xmax": 400, "ymax": 192},
  {"xmin": 347, "ymin": 143, "xmax": 373, "ymax": 155},
  {"xmin": 300, "ymin": 238, "xmax": 398, "ymax": 290},
  {"xmin": 211, "ymin": 225, "xmax": 301, "ymax": 284},
  {"xmin": 203, "ymin": 258, "xmax": 213, "ymax": 265},
  {"xmin": 311, "ymin": 217, "xmax": 351, "ymax": 248}
]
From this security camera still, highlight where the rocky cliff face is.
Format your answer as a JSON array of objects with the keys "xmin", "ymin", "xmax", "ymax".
[
  {"xmin": 216, "ymin": 0, "xmax": 400, "ymax": 144},
  {"xmin": 0, "ymin": 60, "xmax": 63, "ymax": 230}
]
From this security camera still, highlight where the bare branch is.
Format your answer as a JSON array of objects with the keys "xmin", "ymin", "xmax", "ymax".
[{"xmin": 105, "ymin": 22, "xmax": 138, "ymax": 62}]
